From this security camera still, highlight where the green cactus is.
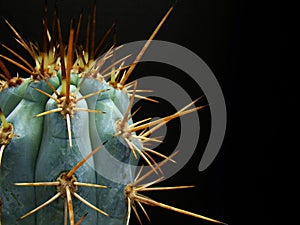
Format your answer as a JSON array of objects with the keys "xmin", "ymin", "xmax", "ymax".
[{"xmin": 0, "ymin": 3, "xmax": 225, "ymax": 225}]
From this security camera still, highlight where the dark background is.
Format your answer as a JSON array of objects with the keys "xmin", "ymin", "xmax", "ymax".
[{"xmin": 0, "ymin": 0, "xmax": 280, "ymax": 224}]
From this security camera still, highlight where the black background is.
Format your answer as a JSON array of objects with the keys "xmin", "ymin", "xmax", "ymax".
[{"xmin": 0, "ymin": 0, "xmax": 280, "ymax": 225}]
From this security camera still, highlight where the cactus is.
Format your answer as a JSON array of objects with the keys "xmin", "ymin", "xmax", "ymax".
[{"xmin": 0, "ymin": 3, "xmax": 225, "ymax": 225}]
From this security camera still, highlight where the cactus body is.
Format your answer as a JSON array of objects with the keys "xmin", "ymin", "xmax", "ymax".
[
  {"xmin": 0, "ymin": 72, "xmax": 139, "ymax": 224},
  {"xmin": 0, "ymin": 3, "xmax": 225, "ymax": 225}
]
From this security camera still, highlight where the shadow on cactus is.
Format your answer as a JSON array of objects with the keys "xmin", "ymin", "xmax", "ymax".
[{"xmin": 0, "ymin": 2, "xmax": 226, "ymax": 225}]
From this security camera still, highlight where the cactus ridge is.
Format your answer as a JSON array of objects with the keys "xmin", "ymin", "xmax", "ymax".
[{"xmin": 0, "ymin": 2, "xmax": 226, "ymax": 225}]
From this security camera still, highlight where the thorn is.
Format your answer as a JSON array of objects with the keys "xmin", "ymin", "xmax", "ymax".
[
  {"xmin": 141, "ymin": 151, "xmax": 164, "ymax": 175},
  {"xmin": 40, "ymin": 55, "xmax": 45, "ymax": 75},
  {"xmin": 74, "ymin": 11, "xmax": 83, "ymax": 52},
  {"xmin": 122, "ymin": 80, "xmax": 137, "ymax": 125},
  {"xmin": 143, "ymin": 147, "xmax": 176, "ymax": 163},
  {"xmin": 129, "ymin": 118, "xmax": 152, "ymax": 128},
  {"xmin": 131, "ymin": 142, "xmax": 158, "ymax": 175},
  {"xmin": 66, "ymin": 22, "xmax": 75, "ymax": 104},
  {"xmin": 42, "ymin": 78, "xmax": 60, "ymax": 97},
  {"xmin": 85, "ymin": 14, "xmax": 91, "ymax": 56},
  {"xmin": 137, "ymin": 201, "xmax": 151, "ymax": 222},
  {"xmin": 119, "ymin": 4, "xmax": 174, "ymax": 85},
  {"xmin": 4, "ymin": 19, "xmax": 36, "ymax": 60},
  {"xmin": 128, "ymin": 94, "xmax": 159, "ymax": 103},
  {"xmin": 64, "ymin": 199, "xmax": 68, "ymax": 225},
  {"xmin": 134, "ymin": 195, "xmax": 226, "ymax": 224},
  {"xmin": 66, "ymin": 143, "xmax": 105, "ymax": 178},
  {"xmin": 75, "ymin": 89, "xmax": 109, "ymax": 102},
  {"xmin": 126, "ymin": 89, "xmax": 154, "ymax": 93},
  {"xmin": 0, "ymin": 108, "xmax": 10, "ymax": 129},
  {"xmin": 128, "ymin": 106, "xmax": 142, "ymax": 121},
  {"xmin": 130, "ymin": 100, "xmax": 205, "ymax": 137},
  {"xmin": 73, "ymin": 182, "xmax": 107, "ymax": 189},
  {"xmin": 92, "ymin": 44, "xmax": 116, "ymax": 73},
  {"xmin": 89, "ymin": 1, "xmax": 97, "ymax": 61},
  {"xmin": 34, "ymin": 88, "xmax": 60, "ymax": 103},
  {"xmin": 0, "ymin": 145, "xmax": 5, "ymax": 167},
  {"xmin": 73, "ymin": 108, "xmax": 105, "ymax": 114},
  {"xmin": 66, "ymin": 186, "xmax": 75, "ymax": 225},
  {"xmin": 134, "ymin": 165, "xmax": 144, "ymax": 182},
  {"xmin": 138, "ymin": 185, "xmax": 195, "ymax": 192},
  {"xmin": 33, "ymin": 108, "xmax": 63, "ymax": 118},
  {"xmin": 178, "ymin": 97, "xmax": 203, "ymax": 113},
  {"xmin": 49, "ymin": 1, "xmax": 57, "ymax": 51},
  {"xmin": 133, "ymin": 135, "xmax": 162, "ymax": 144},
  {"xmin": 100, "ymin": 54, "xmax": 132, "ymax": 76},
  {"xmin": 73, "ymin": 192, "xmax": 109, "ymax": 217},
  {"xmin": 14, "ymin": 181, "xmax": 60, "ymax": 186},
  {"xmin": 0, "ymin": 58, "xmax": 12, "ymax": 79},
  {"xmin": 57, "ymin": 18, "xmax": 67, "ymax": 94},
  {"xmin": 133, "ymin": 151, "xmax": 179, "ymax": 186},
  {"xmin": 124, "ymin": 138, "xmax": 138, "ymax": 159},
  {"xmin": 42, "ymin": 3, "xmax": 49, "ymax": 54},
  {"xmin": 135, "ymin": 177, "xmax": 165, "ymax": 191},
  {"xmin": 18, "ymin": 193, "xmax": 61, "ymax": 220},
  {"xmin": 95, "ymin": 21, "xmax": 116, "ymax": 56},
  {"xmin": 126, "ymin": 198, "xmax": 131, "ymax": 225},
  {"xmin": 131, "ymin": 204, "xmax": 143, "ymax": 225},
  {"xmin": 101, "ymin": 64, "xmax": 131, "ymax": 79},
  {"xmin": 75, "ymin": 213, "xmax": 88, "ymax": 225},
  {"xmin": 66, "ymin": 113, "xmax": 73, "ymax": 149},
  {"xmin": 0, "ymin": 72, "xmax": 9, "ymax": 82},
  {"xmin": 0, "ymin": 54, "xmax": 35, "ymax": 76},
  {"xmin": 73, "ymin": 76, "xmax": 86, "ymax": 96}
]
